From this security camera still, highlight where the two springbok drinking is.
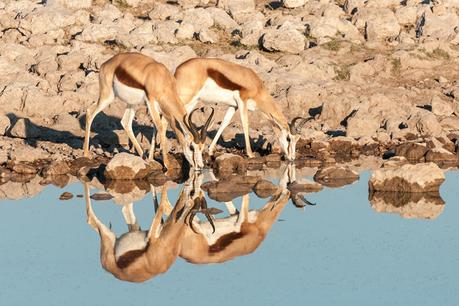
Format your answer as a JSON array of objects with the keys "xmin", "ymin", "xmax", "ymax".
[{"xmin": 83, "ymin": 52, "xmax": 310, "ymax": 170}]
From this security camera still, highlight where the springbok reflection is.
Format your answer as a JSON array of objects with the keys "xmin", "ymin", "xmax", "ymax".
[
  {"xmin": 84, "ymin": 182, "xmax": 189, "ymax": 282},
  {"xmin": 178, "ymin": 164, "xmax": 311, "ymax": 264}
]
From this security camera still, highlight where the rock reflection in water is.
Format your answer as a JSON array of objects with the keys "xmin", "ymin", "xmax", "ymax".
[{"xmin": 369, "ymin": 190, "xmax": 445, "ymax": 219}]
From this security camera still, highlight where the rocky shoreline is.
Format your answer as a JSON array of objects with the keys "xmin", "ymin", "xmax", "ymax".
[{"xmin": 1, "ymin": 0, "xmax": 459, "ymax": 180}]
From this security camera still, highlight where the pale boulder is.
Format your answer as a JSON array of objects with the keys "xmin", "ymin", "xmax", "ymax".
[
  {"xmin": 283, "ymin": 0, "xmax": 305, "ymax": 8},
  {"xmin": 395, "ymin": 6, "xmax": 417, "ymax": 26},
  {"xmin": 206, "ymin": 7, "xmax": 238, "ymax": 31},
  {"xmin": 48, "ymin": 0, "xmax": 92, "ymax": 9},
  {"xmin": 182, "ymin": 8, "xmax": 214, "ymax": 32},
  {"xmin": 416, "ymin": 113, "xmax": 443, "ymax": 137},
  {"xmin": 20, "ymin": 6, "xmax": 76, "ymax": 35},
  {"xmin": 149, "ymin": 4, "xmax": 181, "ymax": 20},
  {"xmin": 240, "ymin": 20, "xmax": 264, "ymax": 46},
  {"xmin": 0, "ymin": 115, "xmax": 11, "ymax": 136},
  {"xmin": 346, "ymin": 115, "xmax": 380, "ymax": 139},
  {"xmin": 262, "ymin": 28, "xmax": 305, "ymax": 54},
  {"xmin": 431, "ymin": 96, "xmax": 453, "ymax": 117},
  {"xmin": 369, "ymin": 163, "xmax": 445, "ymax": 193},
  {"xmin": 419, "ymin": 11, "xmax": 459, "ymax": 40},
  {"xmin": 364, "ymin": 9, "xmax": 401, "ymax": 42},
  {"xmin": 104, "ymin": 153, "xmax": 162, "ymax": 180},
  {"xmin": 9, "ymin": 118, "xmax": 41, "ymax": 139}
]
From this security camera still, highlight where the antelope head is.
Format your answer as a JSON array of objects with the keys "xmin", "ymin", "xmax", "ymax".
[
  {"xmin": 183, "ymin": 107, "xmax": 215, "ymax": 170},
  {"xmin": 279, "ymin": 117, "xmax": 312, "ymax": 161}
]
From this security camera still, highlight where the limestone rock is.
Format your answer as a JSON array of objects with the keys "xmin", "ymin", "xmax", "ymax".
[
  {"xmin": 262, "ymin": 28, "xmax": 305, "ymax": 54},
  {"xmin": 182, "ymin": 8, "xmax": 213, "ymax": 32},
  {"xmin": 416, "ymin": 114, "xmax": 443, "ymax": 137},
  {"xmin": 346, "ymin": 115, "xmax": 380, "ymax": 139},
  {"xmin": 431, "ymin": 96, "xmax": 453, "ymax": 117},
  {"xmin": 9, "ymin": 118, "xmax": 41, "ymax": 139},
  {"xmin": 369, "ymin": 163, "xmax": 445, "ymax": 193},
  {"xmin": 283, "ymin": 0, "xmax": 305, "ymax": 8},
  {"xmin": 213, "ymin": 153, "xmax": 247, "ymax": 177},
  {"xmin": 149, "ymin": 4, "xmax": 181, "ymax": 20},
  {"xmin": 0, "ymin": 115, "xmax": 11, "ymax": 136},
  {"xmin": 240, "ymin": 20, "xmax": 264, "ymax": 46},
  {"xmin": 395, "ymin": 143, "xmax": 427, "ymax": 162},
  {"xmin": 227, "ymin": 0, "xmax": 255, "ymax": 17},
  {"xmin": 49, "ymin": 0, "xmax": 92, "ymax": 9},
  {"xmin": 43, "ymin": 161, "xmax": 72, "ymax": 176},
  {"xmin": 395, "ymin": 6, "xmax": 417, "ymax": 26},
  {"xmin": 419, "ymin": 11, "xmax": 459, "ymax": 40},
  {"xmin": 425, "ymin": 148, "xmax": 458, "ymax": 164},
  {"xmin": 104, "ymin": 153, "xmax": 162, "ymax": 180},
  {"xmin": 353, "ymin": 8, "xmax": 400, "ymax": 42},
  {"xmin": 207, "ymin": 7, "xmax": 238, "ymax": 31},
  {"xmin": 10, "ymin": 163, "xmax": 38, "ymax": 175}
]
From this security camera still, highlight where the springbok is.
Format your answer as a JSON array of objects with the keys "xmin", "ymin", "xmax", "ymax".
[
  {"xmin": 85, "ymin": 182, "xmax": 190, "ymax": 282},
  {"xmin": 173, "ymin": 58, "xmax": 311, "ymax": 159},
  {"xmin": 82, "ymin": 52, "xmax": 214, "ymax": 170}
]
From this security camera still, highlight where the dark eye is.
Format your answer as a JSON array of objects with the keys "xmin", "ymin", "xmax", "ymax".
[
  {"xmin": 287, "ymin": 136, "xmax": 291, "ymax": 142},
  {"xmin": 190, "ymin": 145, "xmax": 195, "ymax": 151}
]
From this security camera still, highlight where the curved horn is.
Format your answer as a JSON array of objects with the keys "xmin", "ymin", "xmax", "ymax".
[
  {"xmin": 289, "ymin": 117, "xmax": 312, "ymax": 135},
  {"xmin": 184, "ymin": 109, "xmax": 201, "ymax": 141},
  {"xmin": 200, "ymin": 107, "xmax": 215, "ymax": 143}
]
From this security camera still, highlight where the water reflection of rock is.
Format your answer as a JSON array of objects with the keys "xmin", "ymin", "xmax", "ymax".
[
  {"xmin": 0, "ymin": 175, "xmax": 45, "ymax": 200},
  {"xmin": 313, "ymin": 165, "xmax": 360, "ymax": 188},
  {"xmin": 369, "ymin": 191, "xmax": 445, "ymax": 219},
  {"xmin": 104, "ymin": 179, "xmax": 149, "ymax": 205}
]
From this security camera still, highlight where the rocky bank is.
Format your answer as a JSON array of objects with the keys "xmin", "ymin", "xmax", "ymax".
[{"xmin": 1, "ymin": 0, "xmax": 459, "ymax": 176}]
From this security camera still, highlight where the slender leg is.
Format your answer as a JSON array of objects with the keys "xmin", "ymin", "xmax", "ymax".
[
  {"xmin": 146, "ymin": 98, "xmax": 170, "ymax": 169},
  {"xmin": 83, "ymin": 94, "xmax": 114, "ymax": 157},
  {"xmin": 145, "ymin": 101, "xmax": 157, "ymax": 160},
  {"xmin": 208, "ymin": 106, "xmax": 236, "ymax": 156},
  {"xmin": 120, "ymin": 106, "xmax": 144, "ymax": 157},
  {"xmin": 237, "ymin": 98, "xmax": 254, "ymax": 158}
]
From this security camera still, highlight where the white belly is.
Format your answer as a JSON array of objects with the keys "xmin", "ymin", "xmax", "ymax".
[
  {"xmin": 196, "ymin": 78, "xmax": 239, "ymax": 107},
  {"xmin": 113, "ymin": 76, "xmax": 146, "ymax": 106},
  {"xmin": 196, "ymin": 211, "xmax": 257, "ymax": 245},
  {"xmin": 188, "ymin": 78, "xmax": 259, "ymax": 112}
]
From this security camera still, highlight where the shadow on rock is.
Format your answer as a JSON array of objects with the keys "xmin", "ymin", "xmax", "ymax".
[{"xmin": 6, "ymin": 113, "xmax": 82, "ymax": 149}]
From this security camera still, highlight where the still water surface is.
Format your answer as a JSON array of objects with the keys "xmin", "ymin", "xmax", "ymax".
[{"xmin": 0, "ymin": 169, "xmax": 458, "ymax": 306}]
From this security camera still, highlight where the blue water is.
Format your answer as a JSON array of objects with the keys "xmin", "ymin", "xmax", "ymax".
[{"xmin": 0, "ymin": 170, "xmax": 458, "ymax": 306}]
